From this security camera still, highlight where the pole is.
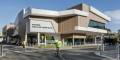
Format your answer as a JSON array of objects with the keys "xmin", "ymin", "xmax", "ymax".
[
  {"xmin": 102, "ymin": 37, "xmax": 104, "ymax": 52},
  {"xmin": 117, "ymin": 37, "xmax": 120, "ymax": 60},
  {"xmin": 23, "ymin": 22, "xmax": 28, "ymax": 52},
  {"xmin": 0, "ymin": 42, "xmax": 3, "ymax": 56},
  {"xmin": 96, "ymin": 36, "xmax": 99, "ymax": 50},
  {"xmin": 102, "ymin": 34, "xmax": 104, "ymax": 51},
  {"xmin": 117, "ymin": 43, "xmax": 119, "ymax": 60},
  {"xmin": 62, "ymin": 38, "xmax": 64, "ymax": 46},
  {"xmin": 72, "ymin": 34, "xmax": 74, "ymax": 46},
  {"xmin": 45, "ymin": 35, "xmax": 46, "ymax": 46},
  {"xmin": 84, "ymin": 38, "xmax": 86, "ymax": 45},
  {"xmin": 117, "ymin": 30, "xmax": 120, "ymax": 60},
  {"xmin": 100, "ymin": 34, "xmax": 104, "ymax": 55},
  {"xmin": 37, "ymin": 32, "xmax": 40, "ymax": 46},
  {"xmin": 95, "ymin": 36, "xmax": 97, "ymax": 44}
]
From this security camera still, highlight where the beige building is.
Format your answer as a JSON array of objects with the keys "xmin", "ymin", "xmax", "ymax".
[
  {"xmin": 14, "ymin": 3, "xmax": 111, "ymax": 46},
  {"xmin": 0, "ymin": 32, "xmax": 3, "ymax": 42},
  {"xmin": 2, "ymin": 23, "xmax": 16, "ymax": 43}
]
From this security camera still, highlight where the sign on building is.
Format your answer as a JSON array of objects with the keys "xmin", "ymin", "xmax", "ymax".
[{"xmin": 29, "ymin": 20, "xmax": 55, "ymax": 33}]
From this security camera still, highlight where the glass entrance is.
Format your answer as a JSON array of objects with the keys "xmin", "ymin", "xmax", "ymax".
[
  {"xmin": 74, "ymin": 38, "xmax": 84, "ymax": 45},
  {"xmin": 64, "ymin": 38, "xmax": 73, "ymax": 46},
  {"xmin": 64, "ymin": 38, "xmax": 84, "ymax": 46},
  {"xmin": 28, "ymin": 35, "xmax": 37, "ymax": 46}
]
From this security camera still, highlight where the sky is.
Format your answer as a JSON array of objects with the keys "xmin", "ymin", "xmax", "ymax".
[{"xmin": 0, "ymin": 0, "xmax": 120, "ymax": 32}]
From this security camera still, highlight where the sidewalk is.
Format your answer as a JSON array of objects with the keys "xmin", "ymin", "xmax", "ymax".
[
  {"xmin": 95, "ymin": 50, "xmax": 117, "ymax": 60},
  {"xmin": 95, "ymin": 45, "xmax": 117, "ymax": 60}
]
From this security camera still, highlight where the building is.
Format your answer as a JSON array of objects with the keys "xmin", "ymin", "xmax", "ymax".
[
  {"xmin": 0, "ymin": 32, "xmax": 3, "ymax": 42},
  {"xmin": 2, "ymin": 23, "xmax": 16, "ymax": 44},
  {"xmin": 14, "ymin": 3, "xmax": 111, "ymax": 46}
]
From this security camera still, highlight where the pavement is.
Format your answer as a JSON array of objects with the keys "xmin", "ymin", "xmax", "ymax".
[
  {"xmin": 0, "ymin": 45, "xmax": 113, "ymax": 60},
  {"xmin": 95, "ymin": 45, "xmax": 118, "ymax": 60}
]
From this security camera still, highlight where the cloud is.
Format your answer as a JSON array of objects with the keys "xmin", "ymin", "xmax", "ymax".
[
  {"xmin": 104, "ymin": 9, "xmax": 120, "ymax": 32},
  {"xmin": 104, "ymin": 10, "xmax": 120, "ymax": 20}
]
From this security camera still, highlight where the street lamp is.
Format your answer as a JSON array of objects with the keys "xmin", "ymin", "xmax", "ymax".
[
  {"xmin": 100, "ymin": 34, "xmax": 104, "ymax": 55},
  {"xmin": 117, "ymin": 29, "xmax": 120, "ymax": 60},
  {"xmin": 0, "ymin": 36, "xmax": 3, "ymax": 57}
]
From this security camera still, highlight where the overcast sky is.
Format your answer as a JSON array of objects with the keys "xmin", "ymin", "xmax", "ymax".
[{"xmin": 0, "ymin": 0, "xmax": 120, "ymax": 32}]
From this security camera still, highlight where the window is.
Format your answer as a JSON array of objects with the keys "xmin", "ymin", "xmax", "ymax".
[{"xmin": 88, "ymin": 20, "xmax": 105, "ymax": 29}]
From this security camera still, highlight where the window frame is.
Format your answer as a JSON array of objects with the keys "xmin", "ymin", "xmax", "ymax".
[{"xmin": 88, "ymin": 20, "xmax": 105, "ymax": 29}]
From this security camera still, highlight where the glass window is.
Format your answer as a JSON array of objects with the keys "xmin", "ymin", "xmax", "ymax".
[{"xmin": 88, "ymin": 20, "xmax": 105, "ymax": 29}]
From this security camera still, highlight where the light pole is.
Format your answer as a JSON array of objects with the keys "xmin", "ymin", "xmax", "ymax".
[
  {"xmin": 100, "ymin": 34, "xmax": 104, "ymax": 55},
  {"xmin": 96, "ymin": 36, "xmax": 99, "ymax": 50},
  {"xmin": 0, "ymin": 36, "xmax": 3, "ymax": 57},
  {"xmin": 0, "ymin": 41, "xmax": 3, "ymax": 56},
  {"xmin": 23, "ymin": 22, "xmax": 28, "ymax": 52},
  {"xmin": 117, "ymin": 44, "xmax": 120, "ymax": 60},
  {"xmin": 117, "ymin": 30, "xmax": 120, "ymax": 60}
]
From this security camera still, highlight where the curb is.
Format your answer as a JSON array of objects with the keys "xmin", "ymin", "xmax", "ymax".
[{"xmin": 94, "ymin": 52, "xmax": 116, "ymax": 60}]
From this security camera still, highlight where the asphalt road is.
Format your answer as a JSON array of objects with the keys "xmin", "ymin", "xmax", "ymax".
[{"xmin": 0, "ymin": 45, "xmax": 112, "ymax": 60}]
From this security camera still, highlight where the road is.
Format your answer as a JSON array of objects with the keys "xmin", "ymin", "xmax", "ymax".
[{"xmin": 0, "ymin": 45, "xmax": 112, "ymax": 60}]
